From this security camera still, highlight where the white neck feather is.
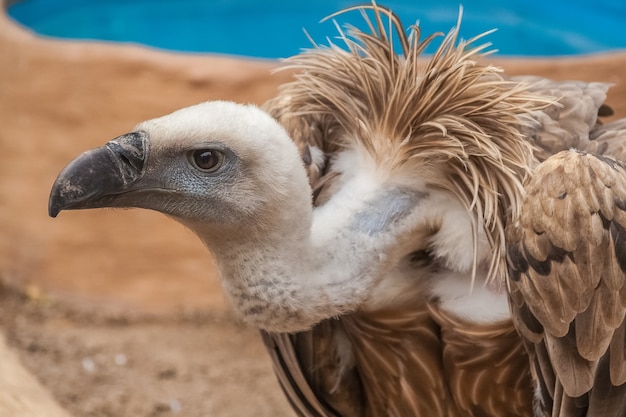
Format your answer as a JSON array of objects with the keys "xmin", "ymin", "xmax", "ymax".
[{"xmin": 189, "ymin": 168, "xmax": 425, "ymax": 333}]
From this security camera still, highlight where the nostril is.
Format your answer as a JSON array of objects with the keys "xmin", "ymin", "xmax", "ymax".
[
  {"xmin": 117, "ymin": 152, "xmax": 132, "ymax": 168},
  {"xmin": 105, "ymin": 131, "xmax": 148, "ymax": 182}
]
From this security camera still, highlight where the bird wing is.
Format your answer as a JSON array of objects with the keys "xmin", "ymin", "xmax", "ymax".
[
  {"xmin": 261, "ymin": 323, "xmax": 365, "ymax": 417},
  {"xmin": 263, "ymin": 308, "xmax": 463, "ymax": 417},
  {"xmin": 511, "ymin": 76, "xmax": 613, "ymax": 162},
  {"xmin": 588, "ymin": 118, "xmax": 626, "ymax": 162},
  {"xmin": 261, "ymin": 332, "xmax": 337, "ymax": 417},
  {"xmin": 506, "ymin": 149, "xmax": 626, "ymax": 416}
]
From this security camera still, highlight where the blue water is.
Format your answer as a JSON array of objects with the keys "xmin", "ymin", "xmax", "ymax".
[{"xmin": 7, "ymin": 0, "xmax": 626, "ymax": 58}]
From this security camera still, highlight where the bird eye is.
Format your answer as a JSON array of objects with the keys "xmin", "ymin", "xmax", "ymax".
[{"xmin": 189, "ymin": 149, "xmax": 224, "ymax": 173}]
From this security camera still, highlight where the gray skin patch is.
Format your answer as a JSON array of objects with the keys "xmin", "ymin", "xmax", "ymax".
[{"xmin": 350, "ymin": 187, "xmax": 427, "ymax": 236}]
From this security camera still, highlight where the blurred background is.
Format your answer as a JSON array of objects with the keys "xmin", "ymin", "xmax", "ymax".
[{"xmin": 7, "ymin": 0, "xmax": 626, "ymax": 57}]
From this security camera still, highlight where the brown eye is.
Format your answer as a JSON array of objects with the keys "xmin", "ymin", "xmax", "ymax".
[{"xmin": 190, "ymin": 149, "xmax": 224, "ymax": 172}]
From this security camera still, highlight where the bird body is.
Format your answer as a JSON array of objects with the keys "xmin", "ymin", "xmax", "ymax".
[{"xmin": 48, "ymin": 4, "xmax": 626, "ymax": 417}]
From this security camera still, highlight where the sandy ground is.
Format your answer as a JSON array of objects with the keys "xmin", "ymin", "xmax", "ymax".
[
  {"xmin": 1, "ymin": 3, "xmax": 626, "ymax": 416},
  {"xmin": 0, "ymin": 281, "xmax": 293, "ymax": 417}
]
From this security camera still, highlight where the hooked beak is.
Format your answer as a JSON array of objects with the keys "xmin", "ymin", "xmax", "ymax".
[{"xmin": 48, "ymin": 131, "xmax": 149, "ymax": 218}]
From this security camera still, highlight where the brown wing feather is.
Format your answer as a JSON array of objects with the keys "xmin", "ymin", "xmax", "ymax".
[
  {"xmin": 507, "ymin": 149, "xmax": 626, "ymax": 416},
  {"xmin": 588, "ymin": 119, "xmax": 626, "ymax": 162},
  {"xmin": 263, "ymin": 307, "xmax": 454, "ymax": 417},
  {"xmin": 341, "ymin": 307, "xmax": 453, "ymax": 417},
  {"xmin": 428, "ymin": 305, "xmax": 534, "ymax": 417},
  {"xmin": 261, "ymin": 332, "xmax": 337, "ymax": 417},
  {"xmin": 513, "ymin": 77, "xmax": 611, "ymax": 162},
  {"xmin": 261, "ymin": 326, "xmax": 364, "ymax": 417}
]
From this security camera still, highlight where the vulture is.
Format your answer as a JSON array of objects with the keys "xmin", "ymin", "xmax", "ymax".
[{"xmin": 48, "ymin": 4, "xmax": 626, "ymax": 417}]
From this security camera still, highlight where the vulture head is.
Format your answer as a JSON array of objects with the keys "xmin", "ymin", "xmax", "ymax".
[{"xmin": 49, "ymin": 101, "xmax": 311, "ymax": 244}]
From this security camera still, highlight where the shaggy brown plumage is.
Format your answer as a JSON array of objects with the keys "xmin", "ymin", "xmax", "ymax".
[
  {"xmin": 266, "ymin": 5, "xmax": 553, "ymax": 284},
  {"xmin": 264, "ymin": 4, "xmax": 626, "ymax": 417}
]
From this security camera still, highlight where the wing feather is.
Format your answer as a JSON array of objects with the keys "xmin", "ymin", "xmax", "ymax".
[
  {"xmin": 609, "ymin": 320, "xmax": 626, "ymax": 385},
  {"xmin": 512, "ymin": 77, "xmax": 611, "ymax": 162},
  {"xmin": 507, "ymin": 149, "xmax": 626, "ymax": 415},
  {"xmin": 261, "ymin": 331, "xmax": 338, "ymax": 417},
  {"xmin": 589, "ymin": 119, "xmax": 626, "ymax": 162}
]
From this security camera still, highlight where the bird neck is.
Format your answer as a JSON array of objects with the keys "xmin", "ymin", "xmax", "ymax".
[{"xmin": 191, "ymin": 174, "xmax": 426, "ymax": 333}]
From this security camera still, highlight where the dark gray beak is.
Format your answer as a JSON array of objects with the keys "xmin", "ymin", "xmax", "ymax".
[{"xmin": 48, "ymin": 131, "xmax": 149, "ymax": 217}]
